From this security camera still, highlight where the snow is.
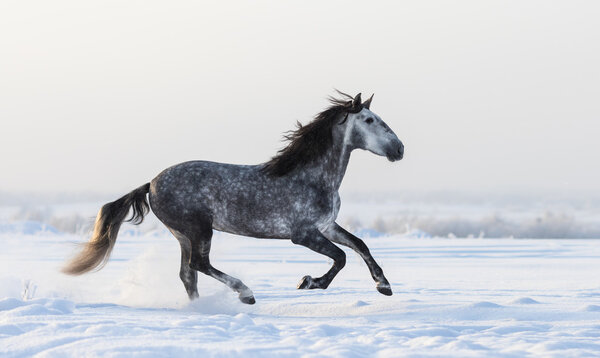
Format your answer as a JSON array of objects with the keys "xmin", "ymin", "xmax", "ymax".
[{"xmin": 1, "ymin": 216, "xmax": 600, "ymax": 356}]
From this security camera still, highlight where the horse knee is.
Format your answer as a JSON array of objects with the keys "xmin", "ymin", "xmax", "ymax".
[{"xmin": 354, "ymin": 238, "xmax": 369, "ymax": 253}]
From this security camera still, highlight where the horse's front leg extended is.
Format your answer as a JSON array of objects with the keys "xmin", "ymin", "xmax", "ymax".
[
  {"xmin": 323, "ymin": 223, "xmax": 392, "ymax": 296},
  {"xmin": 291, "ymin": 226, "xmax": 346, "ymax": 290}
]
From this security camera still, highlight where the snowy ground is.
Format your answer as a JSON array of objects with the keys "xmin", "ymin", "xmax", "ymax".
[{"xmin": 1, "ymin": 223, "xmax": 600, "ymax": 357}]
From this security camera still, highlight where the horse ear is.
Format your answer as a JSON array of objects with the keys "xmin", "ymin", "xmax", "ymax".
[
  {"xmin": 352, "ymin": 93, "xmax": 362, "ymax": 108},
  {"xmin": 363, "ymin": 94, "xmax": 374, "ymax": 109}
]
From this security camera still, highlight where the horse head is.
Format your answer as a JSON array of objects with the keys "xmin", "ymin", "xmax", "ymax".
[{"xmin": 342, "ymin": 93, "xmax": 404, "ymax": 162}]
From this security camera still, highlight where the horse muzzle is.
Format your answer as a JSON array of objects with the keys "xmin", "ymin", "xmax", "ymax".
[{"xmin": 386, "ymin": 141, "xmax": 404, "ymax": 162}]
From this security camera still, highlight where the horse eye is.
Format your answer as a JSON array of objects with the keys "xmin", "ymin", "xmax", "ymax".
[{"xmin": 365, "ymin": 117, "xmax": 374, "ymax": 124}]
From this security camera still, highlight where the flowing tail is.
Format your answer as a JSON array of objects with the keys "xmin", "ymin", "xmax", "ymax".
[{"xmin": 62, "ymin": 183, "xmax": 151, "ymax": 275}]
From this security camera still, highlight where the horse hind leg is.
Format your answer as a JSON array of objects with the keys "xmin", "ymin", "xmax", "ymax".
[
  {"xmin": 178, "ymin": 220, "xmax": 255, "ymax": 304},
  {"xmin": 168, "ymin": 229, "xmax": 199, "ymax": 299},
  {"xmin": 190, "ymin": 237, "xmax": 256, "ymax": 305},
  {"xmin": 174, "ymin": 234, "xmax": 199, "ymax": 299}
]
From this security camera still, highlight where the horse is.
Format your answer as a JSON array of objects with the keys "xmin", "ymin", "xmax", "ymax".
[{"xmin": 62, "ymin": 91, "xmax": 404, "ymax": 305}]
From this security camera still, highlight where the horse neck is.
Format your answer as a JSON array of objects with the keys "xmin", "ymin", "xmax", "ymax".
[{"xmin": 300, "ymin": 133, "xmax": 352, "ymax": 192}]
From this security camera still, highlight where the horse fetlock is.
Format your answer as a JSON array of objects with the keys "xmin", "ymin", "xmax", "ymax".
[
  {"xmin": 297, "ymin": 275, "xmax": 328, "ymax": 290},
  {"xmin": 372, "ymin": 267, "xmax": 384, "ymax": 278},
  {"xmin": 297, "ymin": 275, "xmax": 313, "ymax": 289}
]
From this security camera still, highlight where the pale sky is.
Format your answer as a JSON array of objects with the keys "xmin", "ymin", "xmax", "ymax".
[{"xmin": 1, "ymin": 1, "xmax": 599, "ymax": 196}]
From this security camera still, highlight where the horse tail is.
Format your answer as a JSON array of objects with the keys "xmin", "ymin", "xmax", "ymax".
[{"xmin": 62, "ymin": 183, "xmax": 151, "ymax": 275}]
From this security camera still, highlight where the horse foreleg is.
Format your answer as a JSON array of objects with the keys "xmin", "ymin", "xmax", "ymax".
[
  {"xmin": 291, "ymin": 227, "xmax": 346, "ymax": 290},
  {"xmin": 323, "ymin": 223, "xmax": 392, "ymax": 296}
]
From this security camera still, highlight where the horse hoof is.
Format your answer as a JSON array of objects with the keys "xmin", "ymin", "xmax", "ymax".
[
  {"xmin": 297, "ymin": 275, "xmax": 313, "ymax": 289},
  {"xmin": 239, "ymin": 295, "xmax": 256, "ymax": 305},
  {"xmin": 377, "ymin": 284, "xmax": 393, "ymax": 296}
]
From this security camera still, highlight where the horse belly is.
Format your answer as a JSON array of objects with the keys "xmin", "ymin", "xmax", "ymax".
[
  {"xmin": 213, "ymin": 191, "xmax": 338, "ymax": 238},
  {"xmin": 211, "ymin": 206, "xmax": 292, "ymax": 239},
  {"xmin": 209, "ymin": 191, "xmax": 294, "ymax": 239}
]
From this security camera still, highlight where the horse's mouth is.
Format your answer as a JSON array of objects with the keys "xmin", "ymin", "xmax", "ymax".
[
  {"xmin": 386, "ymin": 154, "xmax": 403, "ymax": 162},
  {"xmin": 386, "ymin": 148, "xmax": 404, "ymax": 162}
]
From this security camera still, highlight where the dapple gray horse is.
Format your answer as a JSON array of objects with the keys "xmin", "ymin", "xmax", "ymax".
[{"xmin": 63, "ymin": 92, "xmax": 404, "ymax": 304}]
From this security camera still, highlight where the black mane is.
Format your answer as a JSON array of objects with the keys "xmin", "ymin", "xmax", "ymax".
[{"xmin": 261, "ymin": 92, "xmax": 362, "ymax": 177}]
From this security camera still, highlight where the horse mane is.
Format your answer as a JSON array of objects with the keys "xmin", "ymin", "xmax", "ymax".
[{"xmin": 261, "ymin": 91, "xmax": 363, "ymax": 177}]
